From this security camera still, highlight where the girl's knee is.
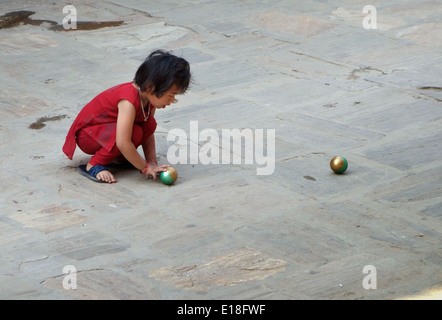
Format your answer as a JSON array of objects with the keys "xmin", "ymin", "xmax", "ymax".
[{"xmin": 76, "ymin": 129, "xmax": 101, "ymax": 155}]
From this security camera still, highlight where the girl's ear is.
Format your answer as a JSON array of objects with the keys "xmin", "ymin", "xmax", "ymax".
[{"xmin": 144, "ymin": 83, "xmax": 155, "ymax": 94}]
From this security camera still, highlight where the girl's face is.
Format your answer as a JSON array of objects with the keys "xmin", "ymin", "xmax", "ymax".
[{"xmin": 146, "ymin": 85, "xmax": 180, "ymax": 109}]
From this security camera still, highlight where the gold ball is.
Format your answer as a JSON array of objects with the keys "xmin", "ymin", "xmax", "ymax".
[
  {"xmin": 330, "ymin": 156, "xmax": 348, "ymax": 174},
  {"xmin": 166, "ymin": 166, "xmax": 178, "ymax": 182}
]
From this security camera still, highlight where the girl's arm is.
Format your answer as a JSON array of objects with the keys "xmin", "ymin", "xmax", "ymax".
[
  {"xmin": 142, "ymin": 133, "xmax": 157, "ymax": 164},
  {"xmin": 116, "ymin": 100, "xmax": 146, "ymax": 171},
  {"xmin": 116, "ymin": 100, "xmax": 169, "ymax": 179},
  {"xmin": 141, "ymin": 123, "xmax": 170, "ymax": 180}
]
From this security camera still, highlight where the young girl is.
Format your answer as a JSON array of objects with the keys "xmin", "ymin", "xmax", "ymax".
[{"xmin": 62, "ymin": 50, "xmax": 191, "ymax": 183}]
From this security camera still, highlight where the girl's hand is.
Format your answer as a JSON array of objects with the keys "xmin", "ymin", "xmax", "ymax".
[{"xmin": 143, "ymin": 162, "xmax": 170, "ymax": 180}]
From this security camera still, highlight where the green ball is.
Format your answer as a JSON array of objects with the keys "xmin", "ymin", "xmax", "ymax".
[{"xmin": 160, "ymin": 171, "xmax": 175, "ymax": 185}]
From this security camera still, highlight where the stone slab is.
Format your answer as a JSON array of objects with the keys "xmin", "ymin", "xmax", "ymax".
[{"xmin": 0, "ymin": 0, "xmax": 441, "ymax": 301}]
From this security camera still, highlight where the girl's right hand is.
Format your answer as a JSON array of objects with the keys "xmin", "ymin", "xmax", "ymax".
[{"xmin": 143, "ymin": 163, "xmax": 170, "ymax": 180}]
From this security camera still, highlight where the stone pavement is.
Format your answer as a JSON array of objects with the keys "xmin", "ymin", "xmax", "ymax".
[{"xmin": 0, "ymin": 0, "xmax": 441, "ymax": 300}]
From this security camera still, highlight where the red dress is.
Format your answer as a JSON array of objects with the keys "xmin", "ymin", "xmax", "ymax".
[{"xmin": 63, "ymin": 82, "xmax": 156, "ymax": 161}]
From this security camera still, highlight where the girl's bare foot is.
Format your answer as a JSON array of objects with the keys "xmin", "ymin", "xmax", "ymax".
[{"xmin": 86, "ymin": 163, "xmax": 117, "ymax": 183}]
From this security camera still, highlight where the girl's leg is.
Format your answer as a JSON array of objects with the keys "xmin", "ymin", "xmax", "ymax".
[
  {"xmin": 112, "ymin": 119, "xmax": 157, "ymax": 163},
  {"xmin": 76, "ymin": 129, "xmax": 117, "ymax": 183},
  {"xmin": 76, "ymin": 125, "xmax": 144, "ymax": 183},
  {"xmin": 139, "ymin": 116, "xmax": 157, "ymax": 145}
]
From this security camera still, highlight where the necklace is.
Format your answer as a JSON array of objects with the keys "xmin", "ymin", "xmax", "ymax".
[{"xmin": 137, "ymin": 85, "xmax": 150, "ymax": 122}]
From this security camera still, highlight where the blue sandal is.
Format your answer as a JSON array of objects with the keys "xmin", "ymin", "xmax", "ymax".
[{"xmin": 78, "ymin": 165, "xmax": 109, "ymax": 183}]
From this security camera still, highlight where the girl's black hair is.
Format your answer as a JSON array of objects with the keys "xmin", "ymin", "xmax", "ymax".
[{"xmin": 134, "ymin": 50, "xmax": 191, "ymax": 96}]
